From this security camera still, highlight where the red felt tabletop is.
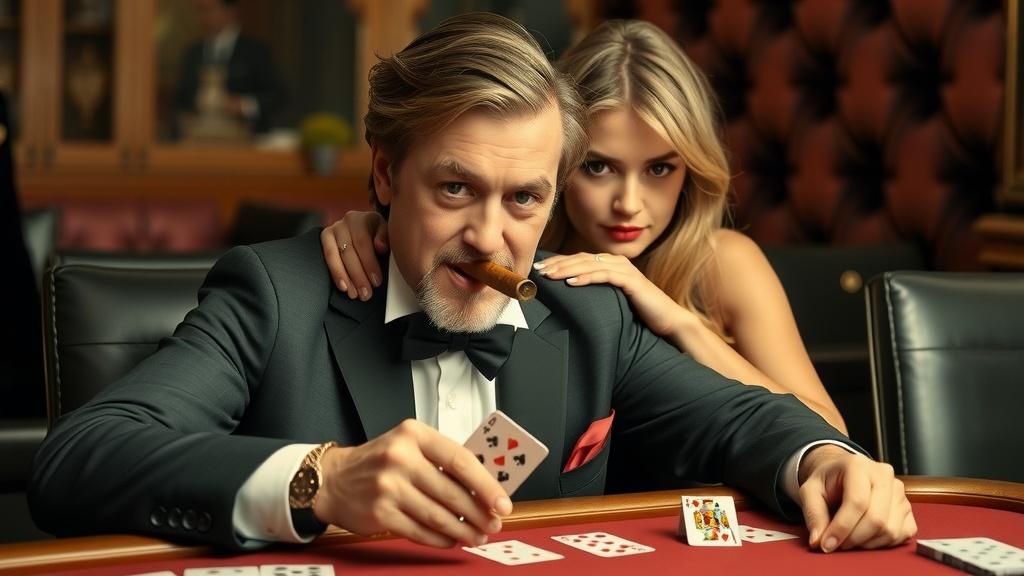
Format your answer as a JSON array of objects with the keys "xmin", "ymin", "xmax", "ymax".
[{"xmin": 46, "ymin": 502, "xmax": 1024, "ymax": 576}]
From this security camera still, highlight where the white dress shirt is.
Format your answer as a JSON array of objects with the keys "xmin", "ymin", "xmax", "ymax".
[{"xmin": 231, "ymin": 258, "xmax": 854, "ymax": 546}]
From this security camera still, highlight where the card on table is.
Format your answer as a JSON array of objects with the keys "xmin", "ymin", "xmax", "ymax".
[
  {"xmin": 259, "ymin": 565, "xmax": 336, "ymax": 576},
  {"xmin": 737, "ymin": 525, "xmax": 799, "ymax": 544},
  {"xmin": 463, "ymin": 539, "xmax": 564, "ymax": 566},
  {"xmin": 551, "ymin": 531, "xmax": 655, "ymax": 557},
  {"xmin": 917, "ymin": 537, "xmax": 1024, "ymax": 576},
  {"xmin": 184, "ymin": 567, "xmax": 259, "ymax": 576},
  {"xmin": 678, "ymin": 495, "xmax": 741, "ymax": 546},
  {"xmin": 463, "ymin": 410, "xmax": 548, "ymax": 496}
]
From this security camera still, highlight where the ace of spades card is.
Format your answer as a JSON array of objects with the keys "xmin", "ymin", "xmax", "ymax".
[
  {"xmin": 678, "ymin": 495, "xmax": 742, "ymax": 547},
  {"xmin": 463, "ymin": 411, "xmax": 548, "ymax": 496}
]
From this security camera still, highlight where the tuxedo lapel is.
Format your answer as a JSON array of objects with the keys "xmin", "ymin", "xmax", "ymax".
[
  {"xmin": 496, "ymin": 297, "xmax": 568, "ymax": 500},
  {"xmin": 324, "ymin": 289, "xmax": 416, "ymax": 441}
]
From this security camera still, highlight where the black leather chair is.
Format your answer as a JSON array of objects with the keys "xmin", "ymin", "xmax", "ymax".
[
  {"xmin": 228, "ymin": 201, "xmax": 323, "ymax": 246},
  {"xmin": 866, "ymin": 271, "xmax": 1024, "ymax": 482},
  {"xmin": 42, "ymin": 253, "xmax": 217, "ymax": 425},
  {"xmin": 763, "ymin": 243, "xmax": 923, "ymax": 453}
]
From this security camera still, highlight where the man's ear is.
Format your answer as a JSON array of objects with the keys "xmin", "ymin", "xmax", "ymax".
[{"xmin": 371, "ymin": 146, "xmax": 394, "ymax": 207}]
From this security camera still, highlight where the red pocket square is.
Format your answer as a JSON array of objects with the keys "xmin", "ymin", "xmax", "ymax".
[{"xmin": 562, "ymin": 410, "xmax": 615, "ymax": 473}]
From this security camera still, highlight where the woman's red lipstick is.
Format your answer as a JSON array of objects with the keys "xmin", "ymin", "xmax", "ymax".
[{"xmin": 603, "ymin": 225, "xmax": 644, "ymax": 242}]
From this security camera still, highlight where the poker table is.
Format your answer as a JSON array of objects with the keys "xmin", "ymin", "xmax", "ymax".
[{"xmin": 1, "ymin": 477, "xmax": 1021, "ymax": 575}]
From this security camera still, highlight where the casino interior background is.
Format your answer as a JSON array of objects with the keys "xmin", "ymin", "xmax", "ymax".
[{"xmin": 2, "ymin": 0, "xmax": 1023, "ymax": 545}]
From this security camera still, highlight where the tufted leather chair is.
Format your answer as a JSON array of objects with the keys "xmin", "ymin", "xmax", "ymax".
[
  {"xmin": 608, "ymin": 0, "xmax": 1002, "ymax": 270},
  {"xmin": 41, "ymin": 253, "xmax": 218, "ymax": 426},
  {"xmin": 866, "ymin": 271, "xmax": 1024, "ymax": 482}
]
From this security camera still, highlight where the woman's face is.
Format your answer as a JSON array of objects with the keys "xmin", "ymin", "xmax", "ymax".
[{"xmin": 561, "ymin": 107, "xmax": 686, "ymax": 259}]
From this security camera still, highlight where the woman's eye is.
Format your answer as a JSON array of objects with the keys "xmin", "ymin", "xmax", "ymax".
[
  {"xmin": 583, "ymin": 160, "xmax": 610, "ymax": 176},
  {"xmin": 649, "ymin": 163, "xmax": 675, "ymax": 177}
]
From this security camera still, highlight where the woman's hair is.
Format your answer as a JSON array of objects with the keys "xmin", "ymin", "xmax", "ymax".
[
  {"xmin": 541, "ymin": 19, "xmax": 732, "ymax": 336},
  {"xmin": 364, "ymin": 12, "xmax": 588, "ymax": 219}
]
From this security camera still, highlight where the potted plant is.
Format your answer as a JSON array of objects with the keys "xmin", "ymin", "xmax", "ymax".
[{"xmin": 299, "ymin": 112, "xmax": 353, "ymax": 176}]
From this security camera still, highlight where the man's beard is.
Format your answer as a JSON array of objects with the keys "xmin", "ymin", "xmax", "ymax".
[{"xmin": 416, "ymin": 246, "xmax": 513, "ymax": 333}]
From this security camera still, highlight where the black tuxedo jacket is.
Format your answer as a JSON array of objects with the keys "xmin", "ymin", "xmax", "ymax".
[{"xmin": 30, "ymin": 230, "xmax": 853, "ymax": 548}]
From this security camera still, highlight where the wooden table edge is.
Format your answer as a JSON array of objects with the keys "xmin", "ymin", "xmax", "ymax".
[{"xmin": 1, "ymin": 476, "xmax": 1020, "ymax": 575}]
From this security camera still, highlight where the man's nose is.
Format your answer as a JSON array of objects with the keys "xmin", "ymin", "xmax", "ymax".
[{"xmin": 462, "ymin": 201, "xmax": 504, "ymax": 257}]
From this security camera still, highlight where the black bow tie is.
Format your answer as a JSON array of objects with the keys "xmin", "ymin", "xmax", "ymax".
[{"xmin": 400, "ymin": 313, "xmax": 516, "ymax": 380}]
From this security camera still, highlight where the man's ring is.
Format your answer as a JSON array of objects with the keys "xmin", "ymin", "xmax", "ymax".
[
  {"xmin": 595, "ymin": 253, "xmax": 604, "ymax": 263},
  {"xmin": 340, "ymin": 242, "xmax": 349, "ymax": 253}
]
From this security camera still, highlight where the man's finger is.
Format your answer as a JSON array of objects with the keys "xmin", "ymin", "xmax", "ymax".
[
  {"xmin": 415, "ymin": 425, "xmax": 512, "ymax": 517},
  {"xmin": 397, "ymin": 480, "xmax": 488, "ymax": 547},
  {"xmin": 819, "ymin": 465, "xmax": 872, "ymax": 552},
  {"xmin": 384, "ymin": 506, "xmax": 458, "ymax": 549},
  {"xmin": 798, "ymin": 477, "xmax": 831, "ymax": 549},
  {"xmin": 840, "ymin": 472, "xmax": 892, "ymax": 550},
  {"xmin": 411, "ymin": 457, "xmax": 502, "ymax": 536}
]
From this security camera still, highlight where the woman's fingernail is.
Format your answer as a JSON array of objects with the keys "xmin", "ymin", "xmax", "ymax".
[
  {"xmin": 533, "ymin": 262, "xmax": 546, "ymax": 270},
  {"xmin": 566, "ymin": 277, "xmax": 578, "ymax": 285},
  {"xmin": 370, "ymin": 273, "xmax": 381, "ymax": 287},
  {"xmin": 360, "ymin": 287, "xmax": 371, "ymax": 300},
  {"xmin": 339, "ymin": 280, "xmax": 348, "ymax": 292}
]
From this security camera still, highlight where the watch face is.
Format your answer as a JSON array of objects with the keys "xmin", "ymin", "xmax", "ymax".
[{"xmin": 290, "ymin": 466, "xmax": 320, "ymax": 507}]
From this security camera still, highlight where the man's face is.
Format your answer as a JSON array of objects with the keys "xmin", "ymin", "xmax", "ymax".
[
  {"xmin": 193, "ymin": 0, "xmax": 234, "ymax": 35},
  {"xmin": 373, "ymin": 105, "xmax": 563, "ymax": 332}
]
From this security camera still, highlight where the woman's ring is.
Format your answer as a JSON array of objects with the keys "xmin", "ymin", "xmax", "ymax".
[{"xmin": 340, "ymin": 242, "xmax": 350, "ymax": 253}]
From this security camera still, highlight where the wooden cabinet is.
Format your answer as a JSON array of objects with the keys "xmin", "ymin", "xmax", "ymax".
[{"xmin": 12, "ymin": 0, "xmax": 434, "ymax": 212}]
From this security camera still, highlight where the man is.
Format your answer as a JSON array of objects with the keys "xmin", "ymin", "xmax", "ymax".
[
  {"xmin": 31, "ymin": 13, "xmax": 915, "ymax": 554},
  {"xmin": 174, "ymin": 0, "xmax": 283, "ymax": 136}
]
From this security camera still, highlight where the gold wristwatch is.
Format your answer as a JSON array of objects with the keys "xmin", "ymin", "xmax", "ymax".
[{"xmin": 289, "ymin": 441, "xmax": 337, "ymax": 534}]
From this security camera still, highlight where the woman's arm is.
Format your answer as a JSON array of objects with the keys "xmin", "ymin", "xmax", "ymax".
[
  {"xmin": 688, "ymin": 229, "xmax": 847, "ymax": 433},
  {"xmin": 536, "ymin": 230, "xmax": 848, "ymax": 433}
]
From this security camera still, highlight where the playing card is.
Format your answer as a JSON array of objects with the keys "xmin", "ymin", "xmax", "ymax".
[
  {"xmin": 678, "ymin": 495, "xmax": 741, "ymax": 546},
  {"xmin": 184, "ymin": 568, "xmax": 259, "ymax": 576},
  {"xmin": 462, "ymin": 410, "xmax": 548, "ymax": 496},
  {"xmin": 126, "ymin": 572, "xmax": 176, "ymax": 576},
  {"xmin": 462, "ymin": 539, "xmax": 564, "ymax": 565},
  {"xmin": 917, "ymin": 537, "xmax": 1024, "ymax": 576},
  {"xmin": 259, "ymin": 565, "xmax": 335, "ymax": 576},
  {"xmin": 737, "ymin": 525, "xmax": 799, "ymax": 544},
  {"xmin": 551, "ymin": 531, "xmax": 656, "ymax": 557}
]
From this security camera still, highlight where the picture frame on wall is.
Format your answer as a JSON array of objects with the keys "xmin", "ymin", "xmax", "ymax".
[{"xmin": 1002, "ymin": 0, "xmax": 1024, "ymax": 208}]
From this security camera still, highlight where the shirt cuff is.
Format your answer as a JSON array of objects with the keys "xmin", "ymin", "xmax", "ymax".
[
  {"xmin": 781, "ymin": 440, "xmax": 858, "ymax": 504},
  {"xmin": 233, "ymin": 443, "xmax": 319, "ymax": 547}
]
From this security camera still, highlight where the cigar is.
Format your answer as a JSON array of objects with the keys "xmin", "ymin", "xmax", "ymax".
[{"xmin": 455, "ymin": 261, "xmax": 537, "ymax": 301}]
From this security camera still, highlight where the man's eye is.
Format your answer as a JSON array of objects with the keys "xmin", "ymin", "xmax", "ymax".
[
  {"xmin": 513, "ymin": 191, "xmax": 537, "ymax": 206},
  {"xmin": 649, "ymin": 163, "xmax": 675, "ymax": 177},
  {"xmin": 583, "ymin": 160, "xmax": 610, "ymax": 176},
  {"xmin": 443, "ymin": 183, "xmax": 468, "ymax": 195}
]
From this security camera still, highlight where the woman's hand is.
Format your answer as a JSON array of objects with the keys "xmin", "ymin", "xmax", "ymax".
[
  {"xmin": 535, "ymin": 252, "xmax": 693, "ymax": 338},
  {"xmin": 321, "ymin": 211, "xmax": 389, "ymax": 300}
]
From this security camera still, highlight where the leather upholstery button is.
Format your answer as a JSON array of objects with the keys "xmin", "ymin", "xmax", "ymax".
[
  {"xmin": 183, "ymin": 509, "xmax": 197, "ymax": 531},
  {"xmin": 149, "ymin": 506, "xmax": 167, "ymax": 527},
  {"xmin": 167, "ymin": 507, "xmax": 182, "ymax": 529},
  {"xmin": 197, "ymin": 511, "xmax": 212, "ymax": 533}
]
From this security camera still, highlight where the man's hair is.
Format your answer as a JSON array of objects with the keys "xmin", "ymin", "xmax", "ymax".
[{"xmin": 364, "ymin": 12, "xmax": 588, "ymax": 218}]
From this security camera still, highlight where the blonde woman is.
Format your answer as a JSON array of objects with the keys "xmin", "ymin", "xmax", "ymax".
[{"xmin": 321, "ymin": 20, "xmax": 847, "ymax": 433}]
